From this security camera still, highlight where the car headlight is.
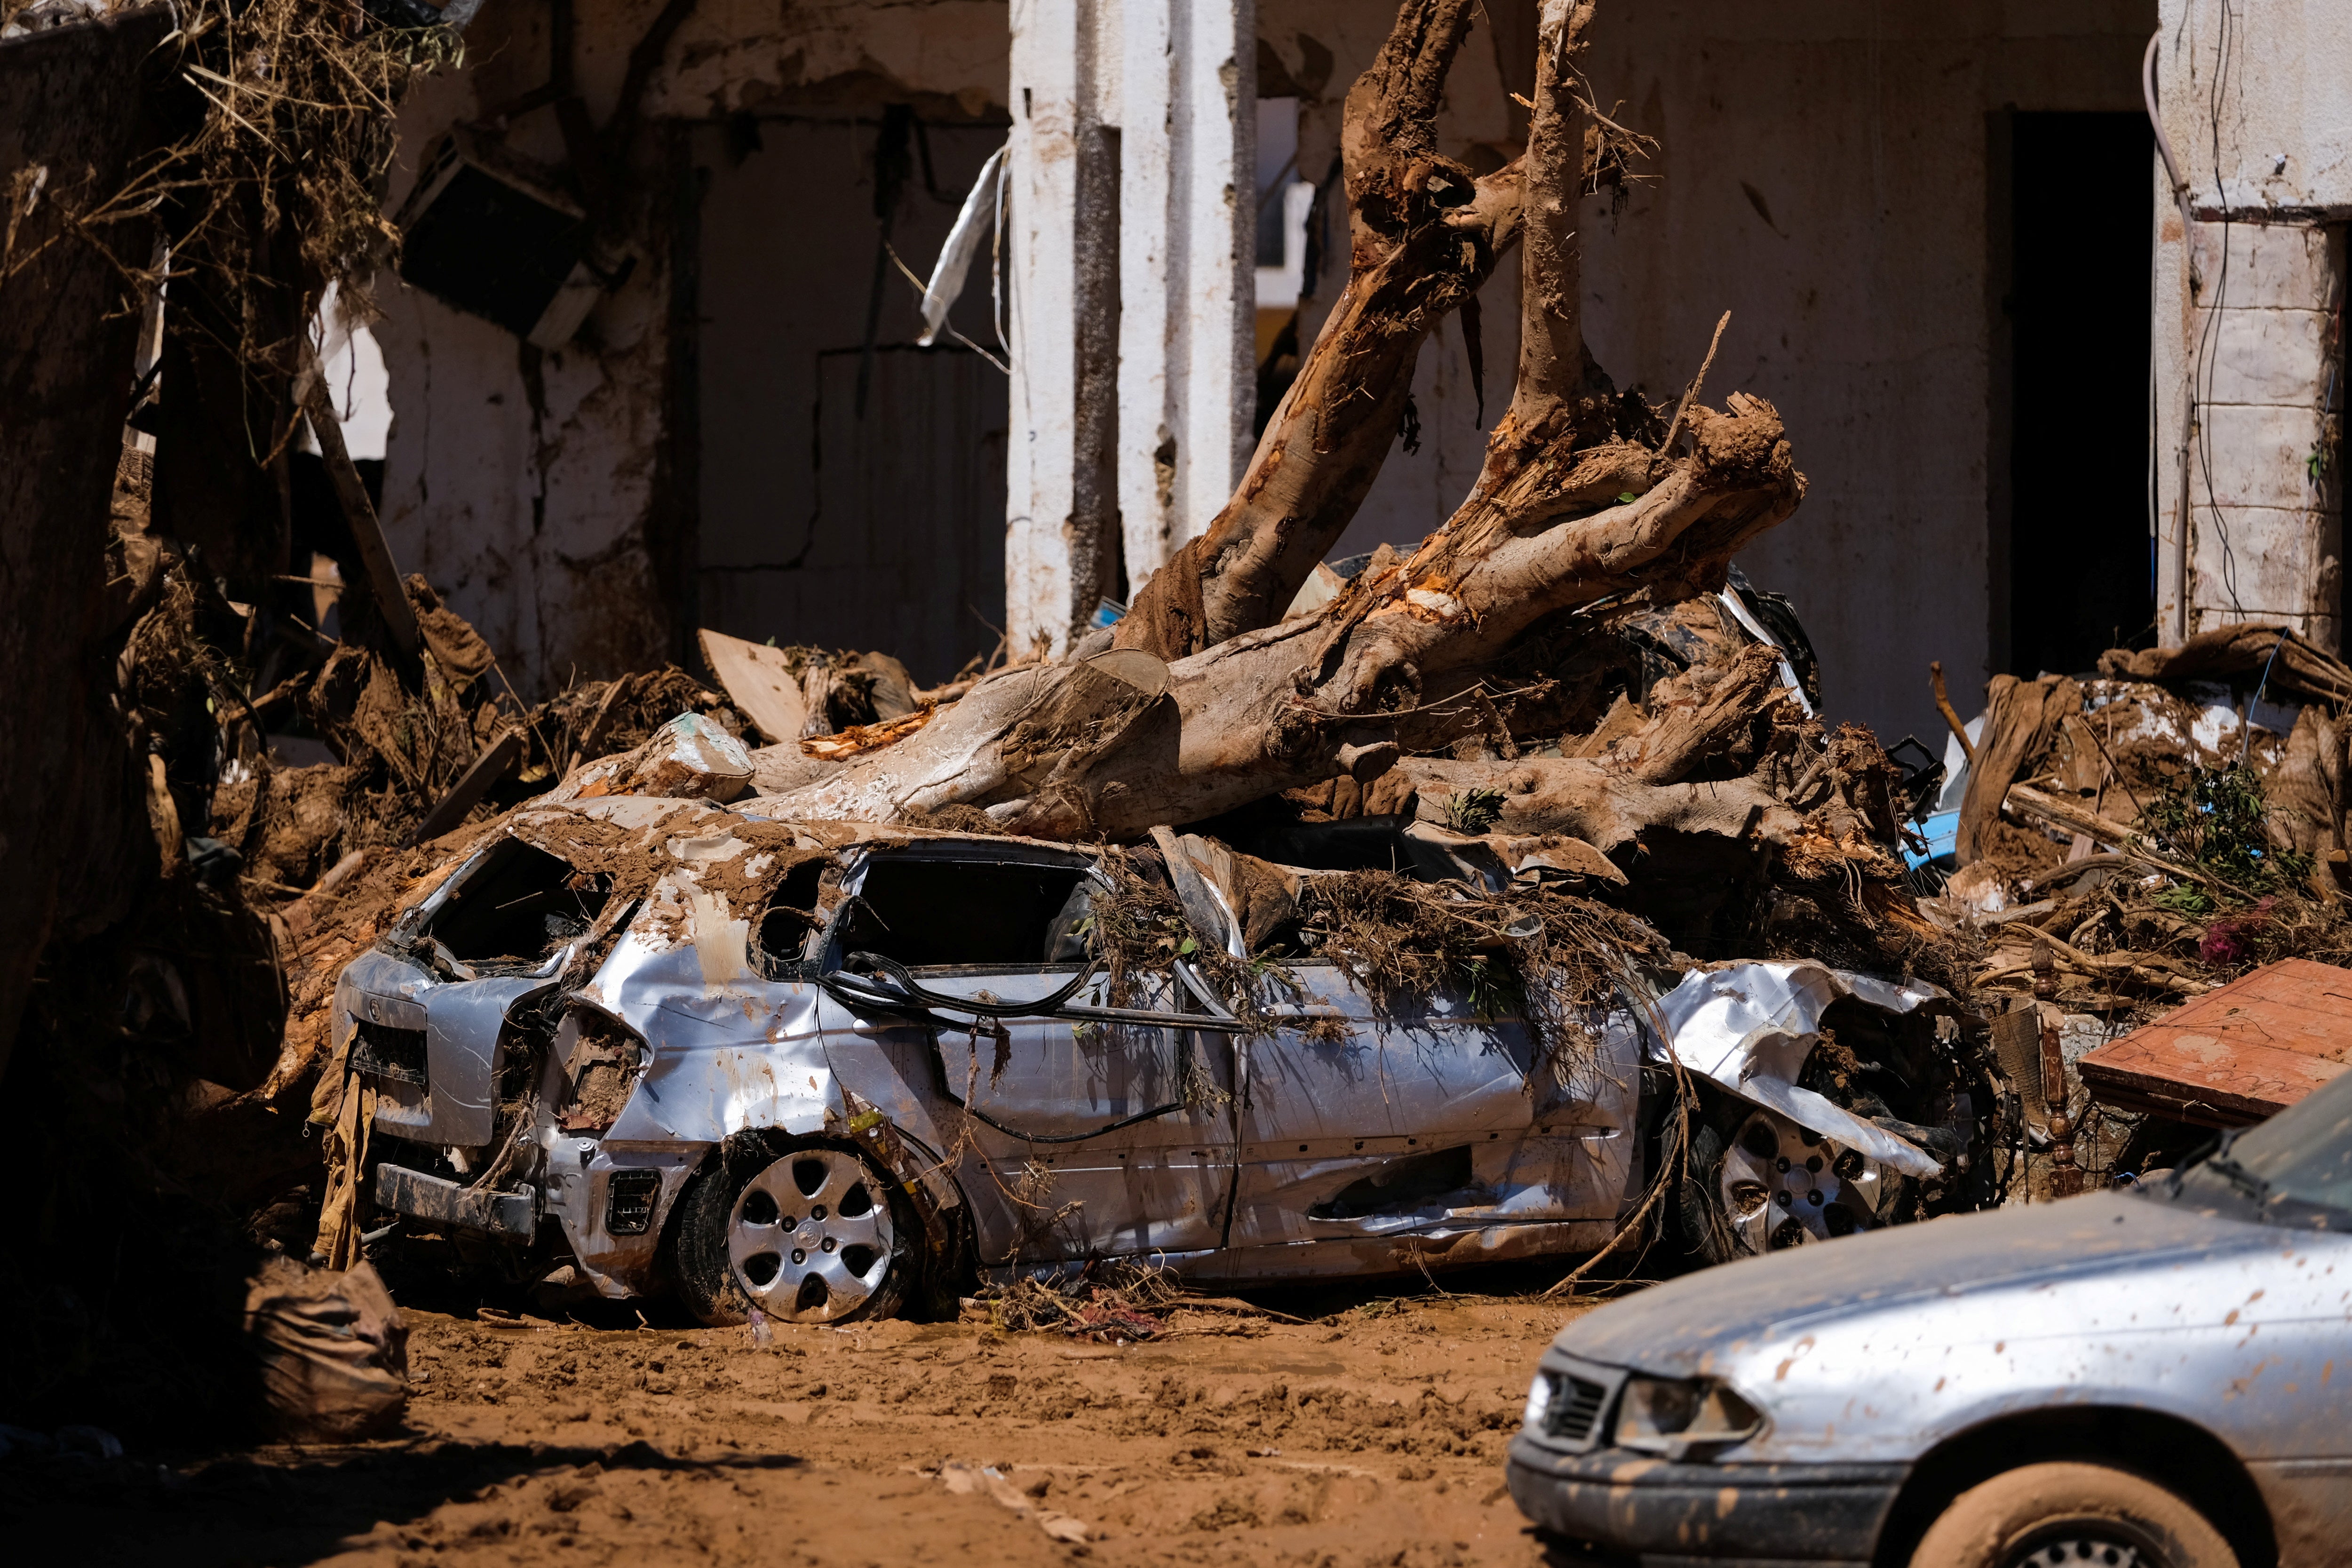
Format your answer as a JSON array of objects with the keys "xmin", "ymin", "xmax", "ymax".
[
  {"xmin": 1523, "ymin": 1373, "xmax": 1551, "ymax": 1429},
  {"xmin": 1613, "ymin": 1375, "xmax": 1765, "ymax": 1458}
]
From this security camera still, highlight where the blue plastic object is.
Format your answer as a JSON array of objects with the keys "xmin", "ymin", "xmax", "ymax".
[{"xmin": 1904, "ymin": 809, "xmax": 1960, "ymax": 870}]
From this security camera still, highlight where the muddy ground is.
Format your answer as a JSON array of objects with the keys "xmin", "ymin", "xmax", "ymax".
[{"xmin": 11, "ymin": 1273, "xmax": 1610, "ymax": 1567}]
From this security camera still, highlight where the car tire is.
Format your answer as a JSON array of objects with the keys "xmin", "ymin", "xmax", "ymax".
[
  {"xmin": 1907, "ymin": 1461, "xmax": 2238, "ymax": 1568},
  {"xmin": 668, "ymin": 1133, "xmax": 916, "ymax": 1327},
  {"xmin": 1676, "ymin": 1122, "xmax": 1746, "ymax": 1264}
]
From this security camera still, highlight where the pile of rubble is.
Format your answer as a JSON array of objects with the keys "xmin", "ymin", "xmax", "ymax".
[
  {"xmin": 1929, "ymin": 622, "xmax": 2352, "ymax": 1013},
  {"xmin": 14, "ymin": 0, "xmax": 1994, "ymax": 1395},
  {"xmin": 30, "ymin": 0, "xmax": 2352, "ymax": 1435}
]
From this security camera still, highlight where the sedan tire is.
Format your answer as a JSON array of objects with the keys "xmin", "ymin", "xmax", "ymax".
[
  {"xmin": 669, "ymin": 1134, "xmax": 916, "ymax": 1326},
  {"xmin": 1908, "ymin": 1461, "xmax": 2238, "ymax": 1568}
]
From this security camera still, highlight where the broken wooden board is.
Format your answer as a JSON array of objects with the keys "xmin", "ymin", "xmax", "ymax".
[
  {"xmin": 2077, "ymin": 958, "xmax": 2352, "ymax": 1128},
  {"xmin": 698, "ymin": 629, "xmax": 808, "ymax": 745}
]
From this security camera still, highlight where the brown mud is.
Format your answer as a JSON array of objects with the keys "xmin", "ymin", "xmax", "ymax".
[{"xmin": 12, "ymin": 1287, "xmax": 1599, "ymax": 1567}]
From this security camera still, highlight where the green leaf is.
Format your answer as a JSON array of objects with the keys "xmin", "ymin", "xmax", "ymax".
[
  {"xmin": 1616, "ymin": 491, "xmax": 1638, "ymax": 504},
  {"xmin": 1178, "ymin": 936, "xmax": 1198, "ymax": 956}
]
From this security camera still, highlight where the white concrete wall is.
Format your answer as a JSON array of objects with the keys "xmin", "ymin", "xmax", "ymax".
[
  {"xmin": 375, "ymin": 35, "xmax": 675, "ymax": 690},
  {"xmin": 373, "ymin": 0, "xmax": 1009, "ymax": 693},
  {"xmin": 2153, "ymin": 0, "xmax": 2352, "ymax": 218},
  {"xmin": 2151, "ymin": 0, "xmax": 2348, "ymax": 648}
]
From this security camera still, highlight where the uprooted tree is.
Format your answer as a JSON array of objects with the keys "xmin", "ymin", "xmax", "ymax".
[{"xmin": 733, "ymin": 0, "xmax": 1929, "ymax": 965}]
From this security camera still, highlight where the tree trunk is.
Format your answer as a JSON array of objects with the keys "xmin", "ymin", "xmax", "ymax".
[
  {"xmin": 1112, "ymin": 0, "xmax": 1533, "ymax": 661},
  {"xmin": 757, "ymin": 0, "xmax": 1816, "ymax": 860},
  {"xmin": 0, "ymin": 6, "xmax": 175, "ymax": 1084}
]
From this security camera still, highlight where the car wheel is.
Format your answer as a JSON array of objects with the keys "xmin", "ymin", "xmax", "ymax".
[
  {"xmin": 1909, "ymin": 1461, "xmax": 2238, "ymax": 1568},
  {"xmin": 669, "ymin": 1135, "xmax": 914, "ymax": 1326},
  {"xmin": 1682, "ymin": 1106, "xmax": 1899, "ymax": 1258}
]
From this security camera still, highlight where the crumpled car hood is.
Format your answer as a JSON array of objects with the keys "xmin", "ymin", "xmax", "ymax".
[{"xmin": 1653, "ymin": 961, "xmax": 1952, "ymax": 1178}]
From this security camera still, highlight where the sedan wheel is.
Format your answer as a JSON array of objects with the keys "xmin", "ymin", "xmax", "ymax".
[
  {"xmin": 1909, "ymin": 1461, "xmax": 2237, "ymax": 1568},
  {"xmin": 728, "ymin": 1148, "xmax": 896, "ymax": 1320},
  {"xmin": 668, "ymin": 1136, "xmax": 913, "ymax": 1326}
]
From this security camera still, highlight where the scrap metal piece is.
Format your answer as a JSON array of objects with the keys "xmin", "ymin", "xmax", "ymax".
[
  {"xmin": 374, "ymin": 1162, "xmax": 536, "ymax": 1238},
  {"xmin": 1652, "ymin": 961, "xmax": 1949, "ymax": 1179}
]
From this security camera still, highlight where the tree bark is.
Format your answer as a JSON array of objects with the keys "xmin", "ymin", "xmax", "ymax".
[
  {"xmin": 1113, "ymin": 0, "xmax": 1532, "ymax": 661},
  {"xmin": 0, "ymin": 7, "xmax": 175, "ymax": 1085}
]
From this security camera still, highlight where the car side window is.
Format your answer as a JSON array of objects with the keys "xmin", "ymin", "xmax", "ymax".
[{"xmin": 837, "ymin": 858, "xmax": 1093, "ymax": 970}]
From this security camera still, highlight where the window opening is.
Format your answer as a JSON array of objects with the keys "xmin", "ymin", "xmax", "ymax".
[
  {"xmin": 428, "ymin": 840, "xmax": 610, "ymax": 963},
  {"xmin": 838, "ymin": 858, "xmax": 1089, "ymax": 969}
]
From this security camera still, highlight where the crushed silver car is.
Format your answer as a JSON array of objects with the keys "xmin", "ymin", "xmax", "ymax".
[
  {"xmin": 335, "ymin": 796, "xmax": 1994, "ymax": 1322},
  {"xmin": 1508, "ymin": 1064, "xmax": 2352, "ymax": 1568}
]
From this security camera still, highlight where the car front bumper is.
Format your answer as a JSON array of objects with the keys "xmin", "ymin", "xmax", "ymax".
[{"xmin": 1505, "ymin": 1433, "xmax": 1907, "ymax": 1567}]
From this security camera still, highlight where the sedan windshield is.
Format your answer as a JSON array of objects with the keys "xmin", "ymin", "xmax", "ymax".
[{"xmin": 2161, "ymin": 1065, "xmax": 2352, "ymax": 1226}]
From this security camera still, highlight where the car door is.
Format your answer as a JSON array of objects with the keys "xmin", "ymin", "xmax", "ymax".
[
  {"xmin": 1225, "ymin": 963, "xmax": 1642, "ymax": 1262},
  {"xmin": 814, "ymin": 844, "xmax": 1235, "ymax": 1267}
]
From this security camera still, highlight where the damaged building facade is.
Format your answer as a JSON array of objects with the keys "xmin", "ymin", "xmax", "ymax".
[{"xmin": 361, "ymin": 0, "xmax": 2339, "ymax": 748}]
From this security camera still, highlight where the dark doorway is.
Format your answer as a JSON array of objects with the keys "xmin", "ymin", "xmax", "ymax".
[
  {"xmin": 2004, "ymin": 112, "xmax": 2155, "ymax": 677},
  {"xmin": 695, "ymin": 113, "xmax": 1010, "ymax": 687}
]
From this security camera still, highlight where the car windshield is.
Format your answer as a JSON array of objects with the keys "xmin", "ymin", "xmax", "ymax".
[{"xmin": 2161, "ymin": 1065, "xmax": 2352, "ymax": 1226}]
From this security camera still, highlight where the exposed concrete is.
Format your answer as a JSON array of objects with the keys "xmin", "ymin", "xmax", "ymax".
[
  {"xmin": 374, "ymin": 38, "xmax": 675, "ymax": 693},
  {"xmin": 694, "ymin": 118, "xmax": 1009, "ymax": 686},
  {"xmin": 372, "ymin": 0, "xmax": 1011, "ymax": 695},
  {"xmin": 2154, "ymin": 0, "xmax": 2352, "ymax": 219},
  {"xmin": 2151, "ymin": 0, "xmax": 2348, "ymax": 651},
  {"xmin": 1005, "ymin": 0, "xmax": 1255, "ymax": 654}
]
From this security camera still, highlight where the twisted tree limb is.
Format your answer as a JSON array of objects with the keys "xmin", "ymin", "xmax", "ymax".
[
  {"xmin": 1114, "ymin": 0, "xmax": 1547, "ymax": 661},
  {"xmin": 754, "ymin": 0, "xmax": 1808, "ymax": 844}
]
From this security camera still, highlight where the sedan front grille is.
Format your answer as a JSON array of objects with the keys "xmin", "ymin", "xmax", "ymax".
[
  {"xmin": 351, "ymin": 1017, "xmax": 429, "ymax": 1087},
  {"xmin": 1547, "ymin": 1373, "xmax": 1609, "ymax": 1442}
]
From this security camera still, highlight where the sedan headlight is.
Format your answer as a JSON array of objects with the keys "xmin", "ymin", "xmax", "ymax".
[{"xmin": 1613, "ymin": 1375, "xmax": 1765, "ymax": 1458}]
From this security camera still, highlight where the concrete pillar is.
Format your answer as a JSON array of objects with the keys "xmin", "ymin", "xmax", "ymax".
[
  {"xmin": 2151, "ymin": 0, "xmax": 2352, "ymax": 652},
  {"xmin": 1008, "ymin": 0, "xmax": 1254, "ymax": 655},
  {"xmin": 2154, "ymin": 222, "xmax": 2344, "ymax": 650}
]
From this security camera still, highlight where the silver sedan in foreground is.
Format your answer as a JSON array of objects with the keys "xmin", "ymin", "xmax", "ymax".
[{"xmin": 1509, "ymin": 1065, "xmax": 2352, "ymax": 1568}]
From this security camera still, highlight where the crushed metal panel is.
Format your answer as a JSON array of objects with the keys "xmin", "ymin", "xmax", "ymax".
[
  {"xmin": 374, "ymin": 1162, "xmax": 535, "ymax": 1237},
  {"xmin": 1226, "ymin": 964, "xmax": 1642, "ymax": 1252},
  {"xmin": 2079, "ymin": 957, "xmax": 2352, "ymax": 1128}
]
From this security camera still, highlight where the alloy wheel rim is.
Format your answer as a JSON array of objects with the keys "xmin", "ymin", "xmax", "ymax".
[
  {"xmin": 726, "ymin": 1149, "xmax": 895, "ymax": 1321},
  {"xmin": 1720, "ymin": 1109, "xmax": 1888, "ymax": 1252},
  {"xmin": 2007, "ymin": 1535, "xmax": 2155, "ymax": 1568}
]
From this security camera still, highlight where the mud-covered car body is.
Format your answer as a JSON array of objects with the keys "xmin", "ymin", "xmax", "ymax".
[
  {"xmin": 336, "ymin": 796, "xmax": 1982, "ymax": 1315},
  {"xmin": 1507, "ymin": 1147, "xmax": 2352, "ymax": 1567}
]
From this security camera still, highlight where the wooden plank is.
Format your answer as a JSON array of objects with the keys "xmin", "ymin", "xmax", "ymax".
[
  {"xmin": 296, "ymin": 354, "xmax": 420, "ymax": 658},
  {"xmin": 697, "ymin": 628, "xmax": 808, "ymax": 744},
  {"xmin": 2078, "ymin": 958, "xmax": 2352, "ymax": 1127},
  {"xmin": 406, "ymin": 729, "xmax": 525, "ymax": 846}
]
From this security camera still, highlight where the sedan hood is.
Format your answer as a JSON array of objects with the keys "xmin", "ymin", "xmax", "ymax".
[{"xmin": 1561, "ymin": 1190, "xmax": 2260, "ymax": 1376}]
